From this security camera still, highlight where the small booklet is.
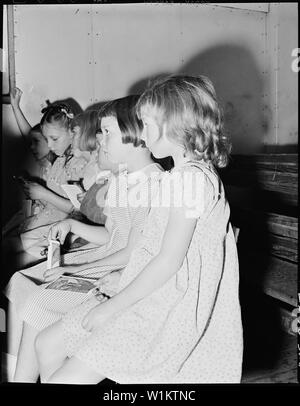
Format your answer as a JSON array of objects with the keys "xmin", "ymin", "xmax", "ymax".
[
  {"xmin": 61, "ymin": 184, "xmax": 84, "ymax": 209},
  {"xmin": 46, "ymin": 275, "xmax": 97, "ymax": 294}
]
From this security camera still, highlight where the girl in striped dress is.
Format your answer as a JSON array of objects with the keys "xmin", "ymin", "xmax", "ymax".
[
  {"xmin": 35, "ymin": 75, "xmax": 243, "ymax": 384},
  {"xmin": 7, "ymin": 95, "xmax": 164, "ymax": 382}
]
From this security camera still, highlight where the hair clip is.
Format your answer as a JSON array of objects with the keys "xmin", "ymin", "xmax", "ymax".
[{"xmin": 60, "ymin": 108, "xmax": 74, "ymax": 119}]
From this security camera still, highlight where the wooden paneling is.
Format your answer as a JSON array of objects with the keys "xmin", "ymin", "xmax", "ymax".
[
  {"xmin": 225, "ymin": 154, "xmax": 298, "ymax": 308},
  {"xmin": 240, "ymin": 253, "xmax": 297, "ymax": 307}
]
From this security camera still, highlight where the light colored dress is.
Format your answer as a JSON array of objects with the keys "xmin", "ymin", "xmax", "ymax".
[
  {"xmin": 59, "ymin": 160, "xmax": 243, "ymax": 384},
  {"xmin": 6, "ymin": 163, "xmax": 164, "ymax": 330},
  {"xmin": 19, "ymin": 153, "xmax": 88, "ymax": 258}
]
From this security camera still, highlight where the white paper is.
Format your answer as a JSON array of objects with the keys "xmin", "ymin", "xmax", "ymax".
[
  {"xmin": 61, "ymin": 184, "xmax": 83, "ymax": 209},
  {"xmin": 47, "ymin": 240, "xmax": 61, "ymax": 269}
]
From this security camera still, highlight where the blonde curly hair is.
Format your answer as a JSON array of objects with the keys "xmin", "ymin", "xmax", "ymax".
[{"xmin": 136, "ymin": 75, "xmax": 231, "ymax": 168}]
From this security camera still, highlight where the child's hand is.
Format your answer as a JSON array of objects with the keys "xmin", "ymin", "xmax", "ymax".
[
  {"xmin": 48, "ymin": 220, "xmax": 72, "ymax": 244},
  {"xmin": 43, "ymin": 264, "xmax": 83, "ymax": 282},
  {"xmin": 81, "ymin": 302, "xmax": 111, "ymax": 332},
  {"xmin": 10, "ymin": 87, "xmax": 23, "ymax": 107},
  {"xmin": 98, "ymin": 271, "xmax": 121, "ymax": 296},
  {"xmin": 23, "ymin": 182, "xmax": 47, "ymax": 200},
  {"xmin": 77, "ymin": 192, "xmax": 86, "ymax": 204},
  {"xmin": 43, "ymin": 266, "xmax": 65, "ymax": 282}
]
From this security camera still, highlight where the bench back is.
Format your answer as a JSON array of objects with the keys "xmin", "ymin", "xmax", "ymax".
[{"xmin": 220, "ymin": 154, "xmax": 298, "ymax": 307}]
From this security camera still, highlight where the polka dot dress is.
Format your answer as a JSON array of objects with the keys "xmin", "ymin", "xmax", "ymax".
[{"xmin": 60, "ymin": 161, "xmax": 243, "ymax": 384}]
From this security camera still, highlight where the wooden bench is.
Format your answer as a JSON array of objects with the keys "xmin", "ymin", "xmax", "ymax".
[{"xmin": 219, "ymin": 154, "xmax": 298, "ymax": 334}]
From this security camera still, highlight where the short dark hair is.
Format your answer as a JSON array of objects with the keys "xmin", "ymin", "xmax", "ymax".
[{"xmin": 99, "ymin": 95, "xmax": 145, "ymax": 147}]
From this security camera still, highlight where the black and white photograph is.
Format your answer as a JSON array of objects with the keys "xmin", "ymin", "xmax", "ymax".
[{"xmin": 1, "ymin": 1, "xmax": 298, "ymax": 391}]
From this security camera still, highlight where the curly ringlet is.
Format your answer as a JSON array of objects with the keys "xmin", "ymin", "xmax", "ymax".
[{"xmin": 136, "ymin": 75, "xmax": 231, "ymax": 168}]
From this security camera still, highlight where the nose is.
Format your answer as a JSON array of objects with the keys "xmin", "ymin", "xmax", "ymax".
[{"xmin": 47, "ymin": 139, "xmax": 54, "ymax": 150}]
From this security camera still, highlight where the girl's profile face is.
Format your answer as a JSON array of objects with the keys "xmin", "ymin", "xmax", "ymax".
[
  {"xmin": 100, "ymin": 116, "xmax": 128, "ymax": 164},
  {"xmin": 29, "ymin": 131, "xmax": 50, "ymax": 160},
  {"xmin": 140, "ymin": 111, "xmax": 170, "ymax": 158},
  {"xmin": 42, "ymin": 123, "xmax": 73, "ymax": 156}
]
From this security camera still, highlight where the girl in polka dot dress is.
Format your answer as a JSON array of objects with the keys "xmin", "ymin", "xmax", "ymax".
[{"xmin": 35, "ymin": 75, "xmax": 243, "ymax": 384}]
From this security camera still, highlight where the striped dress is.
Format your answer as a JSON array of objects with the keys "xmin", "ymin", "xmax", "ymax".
[{"xmin": 5, "ymin": 163, "xmax": 163, "ymax": 330}]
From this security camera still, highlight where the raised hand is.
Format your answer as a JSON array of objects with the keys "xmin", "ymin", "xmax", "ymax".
[{"xmin": 10, "ymin": 87, "xmax": 23, "ymax": 107}]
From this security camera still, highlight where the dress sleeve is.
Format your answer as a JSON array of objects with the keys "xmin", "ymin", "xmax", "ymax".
[{"xmin": 166, "ymin": 165, "xmax": 215, "ymax": 219}]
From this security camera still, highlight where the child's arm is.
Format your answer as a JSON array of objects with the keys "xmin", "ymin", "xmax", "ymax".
[
  {"xmin": 82, "ymin": 204, "xmax": 198, "ymax": 331},
  {"xmin": 23, "ymin": 182, "xmax": 74, "ymax": 214},
  {"xmin": 49, "ymin": 218, "xmax": 110, "ymax": 247},
  {"xmin": 44, "ymin": 226, "xmax": 140, "ymax": 282},
  {"xmin": 10, "ymin": 88, "xmax": 32, "ymax": 139}
]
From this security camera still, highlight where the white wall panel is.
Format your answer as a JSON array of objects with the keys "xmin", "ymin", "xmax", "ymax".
[{"xmin": 13, "ymin": 4, "xmax": 94, "ymax": 124}]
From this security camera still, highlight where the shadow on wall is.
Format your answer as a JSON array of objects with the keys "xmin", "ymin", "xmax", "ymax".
[
  {"xmin": 127, "ymin": 71, "xmax": 172, "ymax": 96},
  {"xmin": 178, "ymin": 45, "xmax": 266, "ymax": 154},
  {"xmin": 128, "ymin": 45, "xmax": 267, "ymax": 155}
]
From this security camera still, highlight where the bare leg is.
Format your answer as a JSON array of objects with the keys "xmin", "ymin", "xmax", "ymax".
[
  {"xmin": 8, "ymin": 302, "xmax": 23, "ymax": 357},
  {"xmin": 47, "ymin": 357, "xmax": 105, "ymax": 384},
  {"xmin": 14, "ymin": 322, "xmax": 39, "ymax": 382},
  {"xmin": 5, "ymin": 302, "xmax": 24, "ymax": 382},
  {"xmin": 35, "ymin": 320, "xmax": 69, "ymax": 383}
]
